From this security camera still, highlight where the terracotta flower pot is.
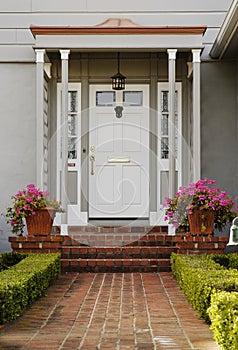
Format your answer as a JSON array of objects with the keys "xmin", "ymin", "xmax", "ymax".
[
  {"xmin": 188, "ymin": 209, "xmax": 215, "ymax": 235},
  {"xmin": 26, "ymin": 207, "xmax": 56, "ymax": 236}
]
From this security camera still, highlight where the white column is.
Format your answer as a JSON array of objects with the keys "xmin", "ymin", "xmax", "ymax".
[
  {"xmin": 192, "ymin": 49, "xmax": 201, "ymax": 181},
  {"xmin": 35, "ymin": 49, "xmax": 45, "ymax": 189},
  {"xmin": 167, "ymin": 49, "xmax": 177, "ymax": 198},
  {"xmin": 60, "ymin": 49, "xmax": 70, "ymax": 226}
]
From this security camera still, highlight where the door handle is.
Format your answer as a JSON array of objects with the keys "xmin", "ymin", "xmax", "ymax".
[{"xmin": 90, "ymin": 155, "xmax": 95, "ymax": 175}]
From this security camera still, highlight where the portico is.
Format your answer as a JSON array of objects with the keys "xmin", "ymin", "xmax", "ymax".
[{"xmin": 32, "ymin": 19, "xmax": 206, "ymax": 231}]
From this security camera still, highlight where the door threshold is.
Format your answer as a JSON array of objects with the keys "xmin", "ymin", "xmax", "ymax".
[{"xmin": 88, "ymin": 218, "xmax": 149, "ymax": 227}]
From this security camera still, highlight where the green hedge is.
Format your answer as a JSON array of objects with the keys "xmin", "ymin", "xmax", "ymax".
[
  {"xmin": 171, "ymin": 253, "xmax": 238, "ymax": 349},
  {"xmin": 0, "ymin": 252, "xmax": 27, "ymax": 272},
  {"xmin": 208, "ymin": 291, "xmax": 238, "ymax": 350},
  {"xmin": 211, "ymin": 253, "xmax": 238, "ymax": 270},
  {"xmin": 0, "ymin": 253, "xmax": 60, "ymax": 324},
  {"xmin": 170, "ymin": 253, "xmax": 238, "ymax": 321}
]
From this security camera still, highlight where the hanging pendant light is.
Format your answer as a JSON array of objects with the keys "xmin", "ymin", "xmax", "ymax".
[{"xmin": 111, "ymin": 52, "xmax": 126, "ymax": 90}]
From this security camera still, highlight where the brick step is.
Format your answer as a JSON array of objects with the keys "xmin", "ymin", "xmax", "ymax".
[
  {"xmin": 65, "ymin": 233, "xmax": 174, "ymax": 247},
  {"xmin": 61, "ymin": 245, "xmax": 177, "ymax": 259},
  {"xmin": 67, "ymin": 225, "xmax": 168, "ymax": 234},
  {"xmin": 61, "ymin": 258, "xmax": 171, "ymax": 273}
]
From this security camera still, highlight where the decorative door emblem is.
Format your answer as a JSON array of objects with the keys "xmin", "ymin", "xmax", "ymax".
[{"xmin": 114, "ymin": 106, "xmax": 123, "ymax": 118}]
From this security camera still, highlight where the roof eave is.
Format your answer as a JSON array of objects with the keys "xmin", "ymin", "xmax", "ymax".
[{"xmin": 210, "ymin": 0, "xmax": 238, "ymax": 59}]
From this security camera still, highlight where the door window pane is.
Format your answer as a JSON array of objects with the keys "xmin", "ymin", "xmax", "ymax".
[
  {"xmin": 123, "ymin": 91, "xmax": 143, "ymax": 106},
  {"xmin": 161, "ymin": 91, "xmax": 168, "ymax": 112},
  {"xmin": 161, "ymin": 115, "xmax": 168, "ymax": 136},
  {"xmin": 68, "ymin": 137, "xmax": 77, "ymax": 159},
  {"xmin": 160, "ymin": 90, "xmax": 178, "ymax": 159},
  {"xmin": 161, "ymin": 137, "xmax": 169, "ymax": 159},
  {"xmin": 96, "ymin": 91, "xmax": 115, "ymax": 106},
  {"xmin": 68, "ymin": 114, "xmax": 77, "ymax": 137},
  {"xmin": 68, "ymin": 91, "xmax": 78, "ymax": 112}
]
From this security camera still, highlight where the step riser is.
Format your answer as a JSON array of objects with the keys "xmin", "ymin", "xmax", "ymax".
[
  {"xmin": 62, "ymin": 253, "xmax": 173, "ymax": 259},
  {"xmin": 61, "ymin": 259, "xmax": 171, "ymax": 273},
  {"xmin": 67, "ymin": 233, "xmax": 173, "ymax": 247},
  {"xmin": 61, "ymin": 266, "xmax": 171, "ymax": 273},
  {"xmin": 61, "ymin": 248, "xmax": 177, "ymax": 260}
]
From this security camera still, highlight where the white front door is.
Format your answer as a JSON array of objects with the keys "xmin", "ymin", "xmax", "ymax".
[{"xmin": 89, "ymin": 85, "xmax": 149, "ymax": 218}]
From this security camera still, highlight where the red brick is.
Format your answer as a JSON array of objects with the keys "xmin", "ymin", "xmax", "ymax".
[
  {"xmin": 123, "ymin": 259, "xmax": 131, "ymax": 266},
  {"xmin": 197, "ymin": 243, "xmax": 214, "ymax": 249},
  {"xmin": 87, "ymin": 260, "xmax": 97, "ymax": 267},
  {"xmin": 70, "ymin": 260, "xmax": 79, "ymax": 267},
  {"xmin": 10, "ymin": 243, "xmax": 21, "ymax": 249},
  {"xmin": 149, "ymin": 226, "xmax": 162, "ymax": 232},
  {"xmin": 96, "ymin": 259, "xmax": 105, "ymax": 266},
  {"xmin": 42, "ymin": 243, "xmax": 61, "ymax": 249},
  {"xmin": 61, "ymin": 260, "xmax": 70, "ymax": 268},
  {"xmin": 172, "ymin": 236, "xmax": 184, "ymax": 242}
]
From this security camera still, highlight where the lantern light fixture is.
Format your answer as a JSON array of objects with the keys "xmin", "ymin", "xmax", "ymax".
[{"xmin": 111, "ymin": 53, "xmax": 126, "ymax": 90}]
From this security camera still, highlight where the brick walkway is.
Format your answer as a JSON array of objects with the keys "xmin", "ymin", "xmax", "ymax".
[{"xmin": 0, "ymin": 273, "xmax": 220, "ymax": 350}]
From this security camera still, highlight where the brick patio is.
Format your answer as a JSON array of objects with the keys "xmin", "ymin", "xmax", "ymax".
[{"xmin": 0, "ymin": 272, "xmax": 220, "ymax": 350}]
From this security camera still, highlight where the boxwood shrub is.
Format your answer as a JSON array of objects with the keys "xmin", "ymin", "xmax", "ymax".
[
  {"xmin": 211, "ymin": 253, "xmax": 238, "ymax": 270},
  {"xmin": 171, "ymin": 253, "xmax": 238, "ymax": 349},
  {"xmin": 170, "ymin": 253, "xmax": 238, "ymax": 321},
  {"xmin": 0, "ymin": 253, "xmax": 60, "ymax": 324},
  {"xmin": 0, "ymin": 252, "xmax": 27, "ymax": 272},
  {"xmin": 208, "ymin": 291, "xmax": 238, "ymax": 350}
]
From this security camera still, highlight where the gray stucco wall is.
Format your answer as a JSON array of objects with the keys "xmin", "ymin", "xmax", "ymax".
[
  {"xmin": 201, "ymin": 61, "xmax": 238, "ymax": 197},
  {"xmin": 0, "ymin": 63, "xmax": 36, "ymax": 252}
]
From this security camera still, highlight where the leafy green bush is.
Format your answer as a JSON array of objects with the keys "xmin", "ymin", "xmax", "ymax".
[
  {"xmin": 0, "ymin": 252, "xmax": 27, "ymax": 272},
  {"xmin": 171, "ymin": 254, "xmax": 238, "ymax": 321},
  {"xmin": 171, "ymin": 253, "xmax": 238, "ymax": 349},
  {"xmin": 0, "ymin": 253, "xmax": 60, "ymax": 324},
  {"xmin": 208, "ymin": 291, "xmax": 238, "ymax": 350},
  {"xmin": 211, "ymin": 253, "xmax": 238, "ymax": 270}
]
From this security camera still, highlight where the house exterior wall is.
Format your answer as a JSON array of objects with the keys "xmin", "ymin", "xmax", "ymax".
[
  {"xmin": 201, "ymin": 61, "xmax": 238, "ymax": 195},
  {"xmin": 0, "ymin": 63, "xmax": 36, "ymax": 252}
]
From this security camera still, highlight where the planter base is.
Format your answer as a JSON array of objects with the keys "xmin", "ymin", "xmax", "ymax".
[
  {"xmin": 188, "ymin": 209, "xmax": 214, "ymax": 235},
  {"xmin": 26, "ymin": 207, "xmax": 56, "ymax": 236}
]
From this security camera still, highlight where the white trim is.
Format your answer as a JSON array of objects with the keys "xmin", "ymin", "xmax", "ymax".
[
  {"xmin": 35, "ymin": 49, "xmax": 45, "ymax": 63},
  {"xmin": 35, "ymin": 49, "xmax": 45, "ymax": 188},
  {"xmin": 167, "ymin": 49, "xmax": 177, "ymax": 60},
  {"xmin": 168, "ymin": 49, "xmax": 177, "ymax": 198},
  {"xmin": 192, "ymin": 49, "xmax": 201, "ymax": 63},
  {"xmin": 192, "ymin": 49, "xmax": 201, "ymax": 181},
  {"xmin": 35, "ymin": 34, "xmax": 205, "ymax": 50},
  {"xmin": 68, "ymin": 206, "xmax": 88, "ymax": 226},
  {"xmin": 44, "ymin": 62, "xmax": 52, "ymax": 79},
  {"xmin": 60, "ymin": 49, "xmax": 70, "ymax": 60},
  {"xmin": 155, "ymin": 82, "xmax": 182, "ymax": 226},
  {"xmin": 57, "ymin": 83, "xmax": 84, "ymax": 225},
  {"xmin": 60, "ymin": 49, "xmax": 70, "ymax": 224}
]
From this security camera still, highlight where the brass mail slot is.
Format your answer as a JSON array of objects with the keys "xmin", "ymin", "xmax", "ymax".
[{"xmin": 108, "ymin": 156, "xmax": 131, "ymax": 163}]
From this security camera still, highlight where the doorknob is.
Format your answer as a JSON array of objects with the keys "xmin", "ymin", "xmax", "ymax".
[{"xmin": 90, "ymin": 155, "xmax": 95, "ymax": 175}]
